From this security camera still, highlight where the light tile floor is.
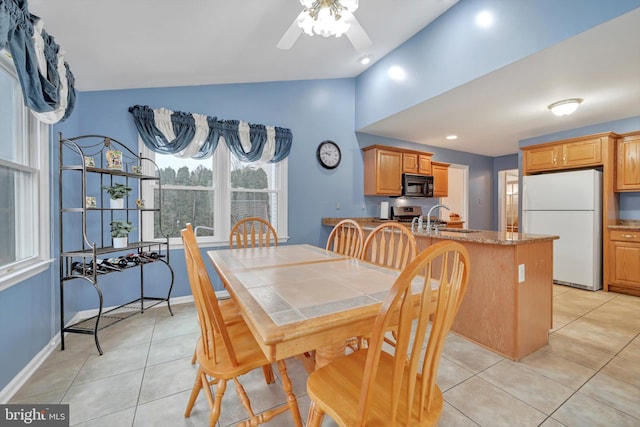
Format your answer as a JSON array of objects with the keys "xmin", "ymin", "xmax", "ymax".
[{"xmin": 10, "ymin": 285, "xmax": 640, "ymax": 426}]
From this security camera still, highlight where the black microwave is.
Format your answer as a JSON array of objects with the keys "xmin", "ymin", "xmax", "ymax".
[{"xmin": 402, "ymin": 173, "xmax": 434, "ymax": 197}]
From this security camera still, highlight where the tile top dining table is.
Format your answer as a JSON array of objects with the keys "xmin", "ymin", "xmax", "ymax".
[{"xmin": 207, "ymin": 244, "xmax": 412, "ymax": 369}]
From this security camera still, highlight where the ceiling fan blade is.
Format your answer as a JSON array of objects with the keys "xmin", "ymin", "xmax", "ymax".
[
  {"xmin": 277, "ymin": 11, "xmax": 306, "ymax": 50},
  {"xmin": 343, "ymin": 11, "xmax": 372, "ymax": 51}
]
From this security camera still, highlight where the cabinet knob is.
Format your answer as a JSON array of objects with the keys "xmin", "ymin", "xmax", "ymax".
[{"xmin": 621, "ymin": 234, "xmax": 637, "ymax": 239}]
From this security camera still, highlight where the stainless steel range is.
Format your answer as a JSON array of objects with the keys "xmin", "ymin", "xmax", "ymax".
[{"xmin": 391, "ymin": 205, "xmax": 423, "ymax": 223}]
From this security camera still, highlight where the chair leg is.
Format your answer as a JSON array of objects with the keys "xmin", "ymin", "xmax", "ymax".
[
  {"xmin": 306, "ymin": 401, "xmax": 325, "ymax": 427},
  {"xmin": 277, "ymin": 359, "xmax": 303, "ymax": 427},
  {"xmin": 262, "ymin": 364, "xmax": 275, "ymax": 384},
  {"xmin": 184, "ymin": 367, "xmax": 204, "ymax": 417},
  {"xmin": 208, "ymin": 378, "xmax": 227, "ymax": 427},
  {"xmin": 191, "ymin": 346, "xmax": 197, "ymax": 365}
]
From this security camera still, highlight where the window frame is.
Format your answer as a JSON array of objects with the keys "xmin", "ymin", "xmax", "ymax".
[
  {"xmin": 0, "ymin": 50, "xmax": 52, "ymax": 291},
  {"xmin": 139, "ymin": 137, "xmax": 288, "ymax": 248}
]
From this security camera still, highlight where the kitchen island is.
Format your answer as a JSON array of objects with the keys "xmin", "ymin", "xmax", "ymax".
[{"xmin": 321, "ymin": 218, "xmax": 558, "ymax": 360}]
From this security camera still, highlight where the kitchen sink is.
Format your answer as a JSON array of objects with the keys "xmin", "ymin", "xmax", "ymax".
[{"xmin": 438, "ymin": 228, "xmax": 479, "ymax": 233}]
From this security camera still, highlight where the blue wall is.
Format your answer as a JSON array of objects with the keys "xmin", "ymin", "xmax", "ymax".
[{"xmin": 355, "ymin": 0, "xmax": 640, "ymax": 129}]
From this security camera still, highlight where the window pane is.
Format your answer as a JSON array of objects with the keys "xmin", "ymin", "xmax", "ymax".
[
  {"xmin": 154, "ymin": 188, "xmax": 214, "ymax": 238},
  {"xmin": 230, "ymin": 158, "xmax": 276, "ymax": 190},
  {"xmin": 0, "ymin": 165, "xmax": 35, "ymax": 266},
  {"xmin": 154, "ymin": 156, "xmax": 215, "ymax": 238},
  {"xmin": 231, "ymin": 191, "xmax": 278, "ymax": 228},
  {"xmin": 0, "ymin": 60, "xmax": 26, "ymax": 165}
]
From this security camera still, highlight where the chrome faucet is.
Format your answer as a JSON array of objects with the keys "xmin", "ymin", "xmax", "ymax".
[
  {"xmin": 410, "ymin": 216, "xmax": 423, "ymax": 232},
  {"xmin": 426, "ymin": 204, "xmax": 450, "ymax": 233}
]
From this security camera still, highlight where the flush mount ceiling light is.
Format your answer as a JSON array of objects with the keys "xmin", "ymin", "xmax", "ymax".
[{"xmin": 547, "ymin": 98, "xmax": 583, "ymax": 116}]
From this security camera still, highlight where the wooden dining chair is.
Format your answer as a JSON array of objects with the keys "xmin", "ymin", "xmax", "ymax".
[
  {"xmin": 306, "ymin": 240, "xmax": 470, "ymax": 427},
  {"xmin": 181, "ymin": 227, "xmax": 303, "ymax": 427},
  {"xmin": 361, "ymin": 222, "xmax": 418, "ymax": 270},
  {"xmin": 326, "ymin": 219, "xmax": 364, "ymax": 258},
  {"xmin": 229, "ymin": 217, "xmax": 278, "ymax": 249},
  {"xmin": 185, "ymin": 224, "xmax": 245, "ymax": 365}
]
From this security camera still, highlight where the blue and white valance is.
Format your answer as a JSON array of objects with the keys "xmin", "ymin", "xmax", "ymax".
[
  {"xmin": 129, "ymin": 105, "xmax": 292, "ymax": 163},
  {"xmin": 0, "ymin": 0, "xmax": 76, "ymax": 123}
]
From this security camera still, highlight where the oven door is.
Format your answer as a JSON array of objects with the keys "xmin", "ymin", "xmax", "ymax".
[{"xmin": 402, "ymin": 174, "xmax": 434, "ymax": 197}]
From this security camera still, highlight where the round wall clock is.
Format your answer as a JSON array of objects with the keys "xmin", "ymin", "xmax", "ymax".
[{"xmin": 316, "ymin": 140, "xmax": 341, "ymax": 169}]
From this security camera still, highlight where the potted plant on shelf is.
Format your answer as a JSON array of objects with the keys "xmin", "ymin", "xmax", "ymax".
[
  {"xmin": 110, "ymin": 220, "xmax": 135, "ymax": 248},
  {"xmin": 102, "ymin": 183, "xmax": 132, "ymax": 209}
]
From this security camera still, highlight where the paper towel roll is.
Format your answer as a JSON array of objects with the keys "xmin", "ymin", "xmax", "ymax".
[{"xmin": 380, "ymin": 201, "xmax": 389, "ymax": 219}]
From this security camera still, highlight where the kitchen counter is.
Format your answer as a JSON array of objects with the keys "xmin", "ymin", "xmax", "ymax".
[
  {"xmin": 321, "ymin": 218, "xmax": 558, "ymax": 245},
  {"xmin": 608, "ymin": 219, "xmax": 640, "ymax": 230},
  {"xmin": 322, "ymin": 216, "xmax": 557, "ymax": 360}
]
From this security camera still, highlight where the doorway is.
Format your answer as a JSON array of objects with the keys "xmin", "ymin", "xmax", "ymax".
[
  {"xmin": 498, "ymin": 169, "xmax": 519, "ymax": 232},
  {"xmin": 440, "ymin": 164, "xmax": 469, "ymax": 229}
]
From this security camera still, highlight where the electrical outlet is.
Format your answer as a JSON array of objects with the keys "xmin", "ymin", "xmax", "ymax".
[
  {"xmin": 336, "ymin": 201, "xmax": 340, "ymax": 210},
  {"xmin": 518, "ymin": 264, "xmax": 525, "ymax": 283}
]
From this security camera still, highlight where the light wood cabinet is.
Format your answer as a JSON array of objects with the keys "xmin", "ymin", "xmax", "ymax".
[
  {"xmin": 616, "ymin": 132, "xmax": 640, "ymax": 191},
  {"xmin": 418, "ymin": 154, "xmax": 432, "ymax": 175},
  {"xmin": 402, "ymin": 152, "xmax": 418, "ymax": 174},
  {"xmin": 609, "ymin": 229, "xmax": 640, "ymax": 296},
  {"xmin": 432, "ymin": 161, "xmax": 450, "ymax": 198},
  {"xmin": 522, "ymin": 136, "xmax": 603, "ymax": 174},
  {"xmin": 403, "ymin": 152, "xmax": 432, "ymax": 174},
  {"xmin": 363, "ymin": 146, "xmax": 403, "ymax": 196}
]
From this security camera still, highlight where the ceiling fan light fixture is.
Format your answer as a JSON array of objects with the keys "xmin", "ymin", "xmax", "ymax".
[
  {"xmin": 298, "ymin": 0, "xmax": 355, "ymax": 38},
  {"xmin": 547, "ymin": 98, "xmax": 583, "ymax": 116}
]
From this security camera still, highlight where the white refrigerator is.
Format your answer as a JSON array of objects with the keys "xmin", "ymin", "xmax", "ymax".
[{"xmin": 522, "ymin": 169, "xmax": 602, "ymax": 291}]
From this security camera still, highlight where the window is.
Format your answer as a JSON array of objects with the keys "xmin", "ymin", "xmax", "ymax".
[
  {"xmin": 0, "ymin": 50, "xmax": 51, "ymax": 290},
  {"xmin": 140, "ymin": 140, "xmax": 288, "ymax": 246}
]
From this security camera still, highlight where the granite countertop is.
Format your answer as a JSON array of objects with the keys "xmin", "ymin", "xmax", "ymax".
[
  {"xmin": 608, "ymin": 219, "xmax": 640, "ymax": 230},
  {"xmin": 321, "ymin": 217, "xmax": 558, "ymax": 246}
]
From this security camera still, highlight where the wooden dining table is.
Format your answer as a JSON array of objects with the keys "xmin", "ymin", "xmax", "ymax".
[{"xmin": 207, "ymin": 244, "xmax": 413, "ymax": 370}]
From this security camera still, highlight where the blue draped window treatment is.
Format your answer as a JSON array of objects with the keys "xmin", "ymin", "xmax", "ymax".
[
  {"xmin": 0, "ymin": 0, "xmax": 76, "ymax": 123},
  {"xmin": 129, "ymin": 105, "xmax": 292, "ymax": 163}
]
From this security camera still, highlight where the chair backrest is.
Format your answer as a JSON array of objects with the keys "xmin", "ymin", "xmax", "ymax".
[
  {"xmin": 361, "ymin": 222, "xmax": 418, "ymax": 270},
  {"xmin": 326, "ymin": 219, "xmax": 364, "ymax": 258},
  {"xmin": 182, "ymin": 224, "xmax": 239, "ymax": 367},
  {"xmin": 358, "ymin": 240, "xmax": 470, "ymax": 425},
  {"xmin": 229, "ymin": 217, "xmax": 278, "ymax": 249}
]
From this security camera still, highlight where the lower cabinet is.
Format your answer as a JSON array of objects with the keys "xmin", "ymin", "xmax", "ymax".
[{"xmin": 609, "ymin": 229, "xmax": 640, "ymax": 296}]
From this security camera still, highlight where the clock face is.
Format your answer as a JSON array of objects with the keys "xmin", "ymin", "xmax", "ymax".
[{"xmin": 317, "ymin": 140, "xmax": 341, "ymax": 169}]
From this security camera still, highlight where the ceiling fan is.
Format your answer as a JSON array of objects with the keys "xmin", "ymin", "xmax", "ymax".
[{"xmin": 277, "ymin": 0, "xmax": 372, "ymax": 51}]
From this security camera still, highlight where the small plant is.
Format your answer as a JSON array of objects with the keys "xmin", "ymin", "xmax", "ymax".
[
  {"xmin": 109, "ymin": 220, "xmax": 135, "ymax": 238},
  {"xmin": 102, "ymin": 183, "xmax": 132, "ymax": 199}
]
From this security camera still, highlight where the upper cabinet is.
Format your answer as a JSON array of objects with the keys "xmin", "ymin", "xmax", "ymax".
[
  {"xmin": 616, "ymin": 132, "xmax": 640, "ymax": 191},
  {"xmin": 403, "ymin": 151, "xmax": 432, "ymax": 175},
  {"xmin": 522, "ymin": 135, "xmax": 605, "ymax": 174},
  {"xmin": 432, "ymin": 161, "xmax": 450, "ymax": 198},
  {"xmin": 363, "ymin": 146, "xmax": 403, "ymax": 196},
  {"xmin": 363, "ymin": 145, "xmax": 438, "ymax": 196}
]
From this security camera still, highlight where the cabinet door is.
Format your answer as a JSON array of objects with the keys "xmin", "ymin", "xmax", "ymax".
[
  {"xmin": 523, "ymin": 145, "xmax": 560, "ymax": 173},
  {"xmin": 364, "ymin": 148, "xmax": 402, "ymax": 195},
  {"xmin": 562, "ymin": 138, "xmax": 602, "ymax": 168},
  {"xmin": 616, "ymin": 135, "xmax": 640, "ymax": 191},
  {"xmin": 403, "ymin": 153, "xmax": 418, "ymax": 173},
  {"xmin": 609, "ymin": 241, "xmax": 640, "ymax": 288},
  {"xmin": 418, "ymin": 154, "xmax": 432, "ymax": 175},
  {"xmin": 432, "ymin": 163, "xmax": 449, "ymax": 198}
]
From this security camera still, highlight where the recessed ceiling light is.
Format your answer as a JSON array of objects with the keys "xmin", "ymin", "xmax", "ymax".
[
  {"xmin": 475, "ymin": 11, "xmax": 494, "ymax": 28},
  {"xmin": 446, "ymin": 135, "xmax": 458, "ymax": 140},
  {"xmin": 359, "ymin": 55, "xmax": 371, "ymax": 65},
  {"xmin": 388, "ymin": 66, "xmax": 406, "ymax": 81}
]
